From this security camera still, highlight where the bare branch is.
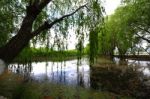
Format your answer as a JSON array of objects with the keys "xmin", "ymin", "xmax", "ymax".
[{"xmin": 31, "ymin": 4, "xmax": 87, "ymax": 37}]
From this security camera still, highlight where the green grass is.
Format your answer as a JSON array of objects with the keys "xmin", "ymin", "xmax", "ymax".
[{"xmin": 14, "ymin": 47, "xmax": 88, "ymax": 63}]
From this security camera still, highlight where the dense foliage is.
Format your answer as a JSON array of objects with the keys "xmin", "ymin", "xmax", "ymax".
[{"xmin": 98, "ymin": 0, "xmax": 150, "ymax": 56}]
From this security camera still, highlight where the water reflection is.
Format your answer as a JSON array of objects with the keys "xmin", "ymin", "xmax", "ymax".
[
  {"xmin": 8, "ymin": 63, "xmax": 33, "ymax": 82},
  {"xmin": 9, "ymin": 58, "xmax": 90, "ymax": 88},
  {"xmin": 8, "ymin": 57, "xmax": 150, "ymax": 98}
]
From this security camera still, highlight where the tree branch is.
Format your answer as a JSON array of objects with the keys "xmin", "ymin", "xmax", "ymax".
[
  {"xmin": 38, "ymin": 0, "xmax": 53, "ymax": 9},
  {"xmin": 135, "ymin": 33, "xmax": 150, "ymax": 43},
  {"xmin": 135, "ymin": 25, "xmax": 150, "ymax": 34},
  {"xmin": 27, "ymin": 0, "xmax": 52, "ymax": 16},
  {"xmin": 139, "ymin": 45, "xmax": 150, "ymax": 55},
  {"xmin": 31, "ymin": 4, "xmax": 87, "ymax": 37},
  {"xmin": 131, "ymin": 23, "xmax": 150, "ymax": 35}
]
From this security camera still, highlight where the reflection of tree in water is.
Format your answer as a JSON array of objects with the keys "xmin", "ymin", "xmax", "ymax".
[
  {"xmin": 50, "ymin": 61, "xmax": 66, "ymax": 84},
  {"xmin": 118, "ymin": 59, "xmax": 128, "ymax": 65},
  {"xmin": 58, "ymin": 61, "xmax": 65, "ymax": 83},
  {"xmin": 90, "ymin": 65, "xmax": 150, "ymax": 99},
  {"xmin": 44, "ymin": 61, "xmax": 48, "ymax": 81},
  {"xmin": 51, "ymin": 62, "xmax": 54, "ymax": 81},
  {"xmin": 77, "ymin": 60, "xmax": 84, "ymax": 87},
  {"xmin": 8, "ymin": 62, "xmax": 32, "ymax": 82}
]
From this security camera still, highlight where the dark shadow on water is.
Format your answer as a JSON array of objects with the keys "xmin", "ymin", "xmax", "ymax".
[
  {"xmin": 9, "ymin": 62, "xmax": 33, "ymax": 82},
  {"xmin": 90, "ymin": 64, "xmax": 150, "ymax": 99}
]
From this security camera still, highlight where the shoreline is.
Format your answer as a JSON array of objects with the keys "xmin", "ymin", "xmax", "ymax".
[{"xmin": 114, "ymin": 55, "xmax": 150, "ymax": 61}]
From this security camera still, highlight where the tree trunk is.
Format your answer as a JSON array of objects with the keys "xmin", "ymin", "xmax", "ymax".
[
  {"xmin": 0, "ymin": 32, "xmax": 32, "ymax": 63},
  {"xmin": 0, "ymin": 1, "xmax": 86, "ymax": 63},
  {"xmin": 0, "ymin": 1, "xmax": 42, "ymax": 63},
  {"xmin": 0, "ymin": 11, "xmax": 35, "ymax": 63}
]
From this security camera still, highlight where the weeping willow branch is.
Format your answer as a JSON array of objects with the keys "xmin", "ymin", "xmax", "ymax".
[
  {"xmin": 89, "ymin": 29, "xmax": 99, "ymax": 64},
  {"xmin": 31, "ymin": 4, "xmax": 87, "ymax": 37}
]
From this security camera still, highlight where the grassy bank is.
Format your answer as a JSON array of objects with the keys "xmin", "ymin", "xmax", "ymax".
[
  {"xmin": 14, "ymin": 47, "xmax": 88, "ymax": 63},
  {"xmin": 114, "ymin": 55, "xmax": 150, "ymax": 61}
]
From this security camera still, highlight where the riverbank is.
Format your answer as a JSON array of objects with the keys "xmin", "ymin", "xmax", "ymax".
[
  {"xmin": 13, "ymin": 55, "xmax": 79, "ymax": 63},
  {"xmin": 114, "ymin": 55, "xmax": 150, "ymax": 61},
  {"xmin": 13, "ymin": 48, "xmax": 87, "ymax": 63}
]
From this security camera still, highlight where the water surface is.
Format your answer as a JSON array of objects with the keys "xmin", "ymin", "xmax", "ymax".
[{"xmin": 7, "ymin": 57, "xmax": 150, "ymax": 98}]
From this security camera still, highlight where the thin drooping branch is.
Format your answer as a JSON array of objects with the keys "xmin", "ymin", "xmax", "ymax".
[{"xmin": 31, "ymin": 4, "xmax": 87, "ymax": 37}]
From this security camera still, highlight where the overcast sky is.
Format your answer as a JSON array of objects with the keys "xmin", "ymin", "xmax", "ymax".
[{"xmin": 103, "ymin": 0, "xmax": 121, "ymax": 15}]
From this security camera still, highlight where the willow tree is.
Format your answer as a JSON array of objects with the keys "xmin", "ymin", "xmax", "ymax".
[
  {"xmin": 122, "ymin": 0, "xmax": 150, "ymax": 43},
  {"xmin": 0, "ymin": 0, "xmax": 104, "ymax": 63},
  {"xmin": 98, "ymin": 16, "xmax": 116, "ymax": 56},
  {"xmin": 112, "ymin": 7, "xmax": 135, "ymax": 56},
  {"xmin": 98, "ymin": 6, "xmax": 137, "ymax": 56}
]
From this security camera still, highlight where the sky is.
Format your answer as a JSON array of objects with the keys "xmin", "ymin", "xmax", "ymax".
[{"xmin": 103, "ymin": 0, "xmax": 121, "ymax": 15}]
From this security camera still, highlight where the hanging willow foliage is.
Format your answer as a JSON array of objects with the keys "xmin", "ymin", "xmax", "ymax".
[
  {"xmin": 0, "ymin": 0, "xmax": 104, "ymax": 63},
  {"xmin": 88, "ymin": 0, "xmax": 104, "ymax": 64},
  {"xmin": 89, "ymin": 28, "xmax": 99, "ymax": 64}
]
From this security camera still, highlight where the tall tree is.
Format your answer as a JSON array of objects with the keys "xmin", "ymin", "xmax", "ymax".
[
  {"xmin": 0, "ymin": 0, "xmax": 104, "ymax": 63},
  {"xmin": 122, "ymin": 0, "xmax": 150, "ymax": 43},
  {"xmin": 98, "ymin": 6, "xmax": 137, "ymax": 56}
]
